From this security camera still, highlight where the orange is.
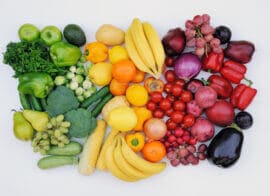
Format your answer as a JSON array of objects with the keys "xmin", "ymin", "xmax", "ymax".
[
  {"xmin": 112, "ymin": 60, "xmax": 136, "ymax": 83},
  {"xmin": 141, "ymin": 141, "xmax": 166, "ymax": 163},
  {"xmin": 109, "ymin": 78, "xmax": 128, "ymax": 96},
  {"xmin": 131, "ymin": 70, "xmax": 145, "ymax": 83}
]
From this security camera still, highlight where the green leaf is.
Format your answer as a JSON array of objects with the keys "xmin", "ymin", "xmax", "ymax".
[
  {"xmin": 46, "ymin": 86, "xmax": 79, "ymax": 117},
  {"xmin": 64, "ymin": 108, "xmax": 97, "ymax": 138}
]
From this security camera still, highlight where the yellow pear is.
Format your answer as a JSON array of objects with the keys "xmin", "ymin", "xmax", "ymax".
[
  {"xmin": 13, "ymin": 111, "xmax": 34, "ymax": 141},
  {"xmin": 23, "ymin": 110, "xmax": 49, "ymax": 132}
]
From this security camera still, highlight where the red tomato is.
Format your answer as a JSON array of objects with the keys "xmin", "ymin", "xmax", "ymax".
[
  {"xmin": 175, "ymin": 79, "xmax": 185, "ymax": 87},
  {"xmin": 165, "ymin": 70, "xmax": 176, "ymax": 82},
  {"xmin": 150, "ymin": 92, "xmax": 163, "ymax": 103},
  {"xmin": 159, "ymin": 98, "xmax": 171, "ymax": 111},
  {"xmin": 153, "ymin": 109, "xmax": 165, "ymax": 118},
  {"xmin": 171, "ymin": 111, "xmax": 184, "ymax": 123},
  {"xmin": 164, "ymin": 83, "xmax": 173, "ymax": 94},
  {"xmin": 144, "ymin": 77, "xmax": 164, "ymax": 93},
  {"xmin": 165, "ymin": 108, "xmax": 174, "ymax": 117},
  {"xmin": 146, "ymin": 101, "xmax": 156, "ymax": 111},
  {"xmin": 181, "ymin": 90, "xmax": 193, "ymax": 102},
  {"xmin": 166, "ymin": 118, "xmax": 177, "ymax": 130},
  {"xmin": 182, "ymin": 114, "xmax": 195, "ymax": 128},
  {"xmin": 171, "ymin": 84, "xmax": 182, "ymax": 97},
  {"xmin": 166, "ymin": 94, "xmax": 176, "ymax": 102},
  {"xmin": 165, "ymin": 57, "xmax": 174, "ymax": 67},
  {"xmin": 173, "ymin": 100, "xmax": 186, "ymax": 111}
]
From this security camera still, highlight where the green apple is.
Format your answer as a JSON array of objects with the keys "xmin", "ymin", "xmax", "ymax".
[{"xmin": 41, "ymin": 25, "xmax": 62, "ymax": 46}]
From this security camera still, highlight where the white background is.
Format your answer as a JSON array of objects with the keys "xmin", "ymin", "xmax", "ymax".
[{"xmin": 0, "ymin": 0, "xmax": 269, "ymax": 195}]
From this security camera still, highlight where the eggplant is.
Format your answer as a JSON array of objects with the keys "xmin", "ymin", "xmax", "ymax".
[{"xmin": 207, "ymin": 127, "xmax": 243, "ymax": 168}]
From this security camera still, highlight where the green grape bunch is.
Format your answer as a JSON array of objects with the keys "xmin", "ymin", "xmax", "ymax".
[{"xmin": 31, "ymin": 114, "xmax": 71, "ymax": 155}]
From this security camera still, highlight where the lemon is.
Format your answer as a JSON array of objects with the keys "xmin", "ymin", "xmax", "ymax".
[
  {"xmin": 107, "ymin": 106, "xmax": 137, "ymax": 132},
  {"xmin": 109, "ymin": 46, "xmax": 129, "ymax": 64},
  {"xmin": 88, "ymin": 62, "xmax": 112, "ymax": 86},
  {"xmin": 126, "ymin": 84, "xmax": 148, "ymax": 106}
]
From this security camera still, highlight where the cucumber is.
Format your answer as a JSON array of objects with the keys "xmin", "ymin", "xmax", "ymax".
[
  {"xmin": 40, "ymin": 98, "xmax": 47, "ymax": 110},
  {"xmin": 19, "ymin": 93, "xmax": 31, "ymax": 110},
  {"xmin": 91, "ymin": 93, "xmax": 113, "ymax": 118},
  {"xmin": 47, "ymin": 142, "xmax": 82, "ymax": 156},
  {"xmin": 29, "ymin": 95, "xmax": 43, "ymax": 111},
  {"xmin": 63, "ymin": 24, "xmax": 86, "ymax": 47},
  {"xmin": 81, "ymin": 86, "xmax": 110, "ymax": 108},
  {"xmin": 38, "ymin": 155, "xmax": 78, "ymax": 169}
]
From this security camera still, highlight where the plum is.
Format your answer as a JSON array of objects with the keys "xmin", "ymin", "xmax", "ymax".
[
  {"xmin": 191, "ymin": 117, "xmax": 215, "ymax": 142},
  {"xmin": 205, "ymin": 100, "xmax": 235, "ymax": 126}
]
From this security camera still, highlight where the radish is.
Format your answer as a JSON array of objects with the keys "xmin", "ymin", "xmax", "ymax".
[
  {"xmin": 187, "ymin": 100, "xmax": 203, "ymax": 117},
  {"xmin": 195, "ymin": 86, "xmax": 217, "ymax": 108},
  {"xmin": 191, "ymin": 118, "xmax": 215, "ymax": 142}
]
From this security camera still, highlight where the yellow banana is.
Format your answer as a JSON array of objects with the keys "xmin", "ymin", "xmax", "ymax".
[
  {"xmin": 105, "ymin": 138, "xmax": 138, "ymax": 182},
  {"xmin": 130, "ymin": 18, "xmax": 157, "ymax": 74},
  {"xmin": 113, "ymin": 137, "xmax": 150, "ymax": 180},
  {"xmin": 96, "ymin": 129, "xmax": 119, "ymax": 171},
  {"xmin": 125, "ymin": 28, "xmax": 155, "ymax": 76},
  {"xmin": 143, "ymin": 22, "xmax": 165, "ymax": 75},
  {"xmin": 120, "ymin": 136, "xmax": 166, "ymax": 175}
]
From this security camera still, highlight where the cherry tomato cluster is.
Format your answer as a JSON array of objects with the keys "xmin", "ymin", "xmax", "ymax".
[{"xmin": 146, "ymin": 69, "xmax": 197, "ymax": 152}]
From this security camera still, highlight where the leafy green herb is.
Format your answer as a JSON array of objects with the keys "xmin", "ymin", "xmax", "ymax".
[
  {"xmin": 3, "ymin": 40, "xmax": 66, "ymax": 77},
  {"xmin": 46, "ymin": 86, "xmax": 79, "ymax": 117},
  {"xmin": 65, "ymin": 108, "xmax": 97, "ymax": 138}
]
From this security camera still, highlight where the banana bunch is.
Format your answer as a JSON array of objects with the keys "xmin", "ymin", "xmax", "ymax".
[
  {"xmin": 125, "ymin": 18, "xmax": 165, "ymax": 78},
  {"xmin": 105, "ymin": 135, "xmax": 166, "ymax": 182}
]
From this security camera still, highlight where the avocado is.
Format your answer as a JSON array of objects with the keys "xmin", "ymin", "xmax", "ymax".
[{"xmin": 63, "ymin": 24, "xmax": 86, "ymax": 47}]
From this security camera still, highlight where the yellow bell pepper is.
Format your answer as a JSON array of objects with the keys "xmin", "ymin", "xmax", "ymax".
[
  {"xmin": 84, "ymin": 42, "xmax": 108, "ymax": 63},
  {"xmin": 125, "ymin": 132, "xmax": 145, "ymax": 152},
  {"xmin": 133, "ymin": 107, "xmax": 152, "ymax": 131}
]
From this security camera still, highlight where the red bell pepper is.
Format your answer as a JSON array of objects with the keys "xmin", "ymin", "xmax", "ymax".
[
  {"xmin": 230, "ymin": 84, "xmax": 257, "ymax": 110},
  {"xmin": 220, "ymin": 60, "xmax": 247, "ymax": 83},
  {"xmin": 208, "ymin": 75, "xmax": 233, "ymax": 99},
  {"xmin": 202, "ymin": 51, "xmax": 224, "ymax": 73}
]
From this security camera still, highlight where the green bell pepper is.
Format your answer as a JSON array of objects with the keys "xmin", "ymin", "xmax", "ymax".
[
  {"xmin": 50, "ymin": 42, "xmax": 81, "ymax": 67},
  {"xmin": 18, "ymin": 72, "xmax": 54, "ymax": 98}
]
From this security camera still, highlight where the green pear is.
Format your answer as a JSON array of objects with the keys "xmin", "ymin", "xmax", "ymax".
[
  {"xmin": 23, "ymin": 110, "xmax": 49, "ymax": 132},
  {"xmin": 13, "ymin": 111, "xmax": 34, "ymax": 141}
]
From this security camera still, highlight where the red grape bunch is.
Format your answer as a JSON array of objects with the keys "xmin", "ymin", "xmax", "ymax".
[{"xmin": 185, "ymin": 14, "xmax": 222, "ymax": 57}]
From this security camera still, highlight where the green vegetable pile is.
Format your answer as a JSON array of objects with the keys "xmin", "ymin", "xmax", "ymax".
[{"xmin": 6, "ymin": 23, "xmax": 114, "ymax": 170}]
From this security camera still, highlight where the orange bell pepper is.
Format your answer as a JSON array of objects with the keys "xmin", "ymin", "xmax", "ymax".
[{"xmin": 84, "ymin": 42, "xmax": 108, "ymax": 63}]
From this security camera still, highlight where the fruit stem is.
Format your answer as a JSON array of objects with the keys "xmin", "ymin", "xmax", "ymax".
[
  {"xmin": 229, "ymin": 123, "xmax": 242, "ymax": 132},
  {"xmin": 244, "ymin": 77, "xmax": 253, "ymax": 86},
  {"xmin": 201, "ymin": 77, "xmax": 209, "ymax": 86}
]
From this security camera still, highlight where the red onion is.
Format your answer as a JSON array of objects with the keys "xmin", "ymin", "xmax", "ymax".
[{"xmin": 174, "ymin": 53, "xmax": 202, "ymax": 81}]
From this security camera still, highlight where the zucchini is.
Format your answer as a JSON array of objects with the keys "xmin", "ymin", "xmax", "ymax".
[
  {"xmin": 81, "ymin": 86, "xmax": 109, "ymax": 108},
  {"xmin": 47, "ymin": 142, "xmax": 82, "ymax": 156},
  {"xmin": 19, "ymin": 93, "xmax": 31, "ymax": 110},
  {"xmin": 91, "ymin": 93, "xmax": 113, "ymax": 118},
  {"xmin": 38, "ymin": 155, "xmax": 78, "ymax": 169}
]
